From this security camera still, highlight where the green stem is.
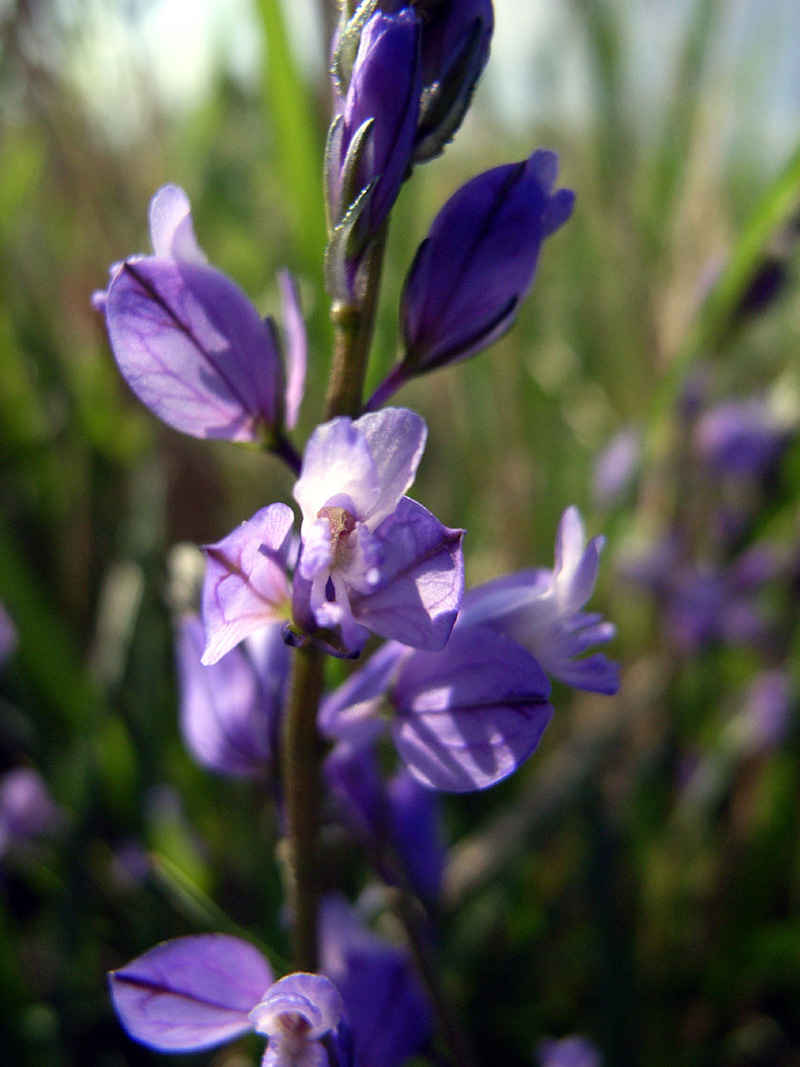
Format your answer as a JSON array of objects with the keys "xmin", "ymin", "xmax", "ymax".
[
  {"xmin": 325, "ymin": 222, "xmax": 389, "ymax": 419},
  {"xmin": 281, "ymin": 642, "xmax": 327, "ymax": 971}
]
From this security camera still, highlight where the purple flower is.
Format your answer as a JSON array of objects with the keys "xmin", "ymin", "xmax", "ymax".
[
  {"xmin": 175, "ymin": 614, "xmax": 289, "ymax": 777},
  {"xmin": 94, "ymin": 185, "xmax": 306, "ymax": 450},
  {"xmin": 460, "ymin": 508, "xmax": 619, "ymax": 695},
  {"xmin": 291, "ymin": 407, "xmax": 464, "ymax": 656},
  {"xmin": 326, "ymin": 10, "xmax": 421, "ymax": 299},
  {"xmin": 537, "ymin": 1035, "xmax": 603, "ymax": 1067},
  {"xmin": 0, "ymin": 601, "xmax": 17, "ymax": 665},
  {"xmin": 736, "ymin": 670, "xmax": 793, "ymax": 754},
  {"xmin": 0, "ymin": 768, "xmax": 63, "ymax": 857},
  {"xmin": 592, "ymin": 428, "xmax": 641, "ymax": 508},
  {"xmin": 201, "ymin": 502, "xmax": 294, "ymax": 664},
  {"xmin": 386, "ymin": 768, "xmax": 445, "ymax": 900},
  {"xmin": 110, "ymin": 934, "xmax": 350, "ymax": 1067},
  {"xmin": 368, "ymin": 150, "xmax": 573, "ymax": 405},
  {"xmin": 321, "ymin": 626, "xmax": 553, "ymax": 793},
  {"xmin": 324, "ymin": 739, "xmax": 445, "ymax": 899},
  {"xmin": 411, "ymin": 0, "xmax": 494, "ymax": 161},
  {"xmin": 320, "ymin": 896, "xmax": 433, "ymax": 1067},
  {"xmin": 694, "ymin": 396, "xmax": 795, "ymax": 478}
]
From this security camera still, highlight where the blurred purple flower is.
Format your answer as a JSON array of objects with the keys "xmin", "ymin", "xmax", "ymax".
[
  {"xmin": 537, "ymin": 1035, "xmax": 603, "ymax": 1067},
  {"xmin": 368, "ymin": 150, "xmax": 573, "ymax": 405},
  {"xmin": 592, "ymin": 428, "xmax": 641, "ymax": 508},
  {"xmin": 292, "ymin": 408, "xmax": 464, "ymax": 656},
  {"xmin": 461, "ymin": 508, "xmax": 619, "ymax": 694},
  {"xmin": 694, "ymin": 396, "xmax": 794, "ymax": 478},
  {"xmin": 738, "ymin": 669, "xmax": 793, "ymax": 754},
  {"xmin": 110, "ymin": 934, "xmax": 350, "ymax": 1066},
  {"xmin": 201, "ymin": 502, "xmax": 294, "ymax": 664},
  {"xmin": 0, "ymin": 602, "xmax": 17, "ymax": 665},
  {"xmin": 321, "ymin": 624, "xmax": 553, "ymax": 793},
  {"xmin": 0, "ymin": 767, "xmax": 63, "ymax": 857},
  {"xmin": 94, "ymin": 185, "xmax": 305, "ymax": 449},
  {"xmin": 621, "ymin": 537, "xmax": 780, "ymax": 654},
  {"xmin": 175, "ymin": 614, "xmax": 290, "ymax": 777},
  {"xmin": 320, "ymin": 896, "xmax": 433, "ymax": 1067},
  {"xmin": 324, "ymin": 741, "xmax": 445, "ymax": 900}
]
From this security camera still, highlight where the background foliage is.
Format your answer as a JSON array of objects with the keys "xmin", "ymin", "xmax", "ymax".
[{"xmin": 2, "ymin": 1, "xmax": 800, "ymax": 1064}]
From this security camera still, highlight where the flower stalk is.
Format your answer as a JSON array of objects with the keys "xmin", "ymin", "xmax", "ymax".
[
  {"xmin": 326, "ymin": 222, "xmax": 389, "ymax": 419},
  {"xmin": 281, "ymin": 641, "xmax": 327, "ymax": 970}
]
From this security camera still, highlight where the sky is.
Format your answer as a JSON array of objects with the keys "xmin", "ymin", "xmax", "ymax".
[{"xmin": 65, "ymin": 0, "xmax": 800, "ymax": 162}]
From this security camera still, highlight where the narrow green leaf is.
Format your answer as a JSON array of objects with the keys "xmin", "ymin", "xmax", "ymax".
[
  {"xmin": 150, "ymin": 853, "xmax": 291, "ymax": 974},
  {"xmin": 254, "ymin": 0, "xmax": 327, "ymax": 277}
]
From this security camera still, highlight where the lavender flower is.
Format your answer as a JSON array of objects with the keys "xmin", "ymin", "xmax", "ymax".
[
  {"xmin": 537, "ymin": 1035, "xmax": 603, "ymax": 1067},
  {"xmin": 0, "ymin": 767, "xmax": 63, "ymax": 857},
  {"xmin": 460, "ymin": 508, "xmax": 619, "ymax": 694},
  {"xmin": 694, "ymin": 396, "xmax": 795, "ymax": 478},
  {"xmin": 368, "ymin": 150, "xmax": 573, "ymax": 405},
  {"xmin": 324, "ymin": 742, "xmax": 445, "ymax": 900},
  {"xmin": 175, "ymin": 614, "xmax": 289, "ymax": 777},
  {"xmin": 201, "ymin": 502, "xmax": 295, "ymax": 664},
  {"xmin": 291, "ymin": 407, "xmax": 464, "ymax": 656},
  {"xmin": 320, "ymin": 896, "xmax": 433, "ymax": 1067},
  {"xmin": 321, "ymin": 625, "xmax": 553, "ymax": 793},
  {"xmin": 94, "ymin": 185, "xmax": 306, "ymax": 449},
  {"xmin": 110, "ymin": 935, "xmax": 350, "ymax": 1066},
  {"xmin": 0, "ymin": 601, "xmax": 17, "ymax": 665},
  {"xmin": 592, "ymin": 428, "xmax": 641, "ymax": 508}
]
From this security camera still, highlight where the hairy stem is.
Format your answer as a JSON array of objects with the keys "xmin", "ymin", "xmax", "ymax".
[
  {"xmin": 281, "ymin": 642, "xmax": 327, "ymax": 971},
  {"xmin": 325, "ymin": 222, "xmax": 389, "ymax": 419}
]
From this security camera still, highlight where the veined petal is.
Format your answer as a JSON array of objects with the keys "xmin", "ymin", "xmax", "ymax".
[
  {"xmin": 391, "ymin": 626, "xmax": 552, "ymax": 792},
  {"xmin": 250, "ymin": 973, "xmax": 343, "ymax": 1040},
  {"xmin": 176, "ymin": 615, "xmax": 286, "ymax": 777},
  {"xmin": 293, "ymin": 418, "xmax": 379, "ymax": 532},
  {"xmin": 350, "ymin": 497, "xmax": 464, "ymax": 650},
  {"xmin": 148, "ymin": 184, "xmax": 207, "ymax": 264},
  {"xmin": 278, "ymin": 270, "xmax": 307, "ymax": 430},
  {"xmin": 202, "ymin": 504, "xmax": 294, "ymax": 664},
  {"xmin": 320, "ymin": 896, "xmax": 434, "ymax": 1067},
  {"xmin": 105, "ymin": 257, "xmax": 283, "ymax": 441},
  {"xmin": 109, "ymin": 934, "xmax": 272, "ymax": 1052},
  {"xmin": 354, "ymin": 408, "xmax": 427, "ymax": 529},
  {"xmin": 319, "ymin": 640, "xmax": 407, "ymax": 742}
]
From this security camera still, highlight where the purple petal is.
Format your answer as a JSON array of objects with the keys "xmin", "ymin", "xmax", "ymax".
[
  {"xmin": 148, "ymin": 185, "xmax": 206, "ymax": 264},
  {"xmin": 202, "ymin": 503, "xmax": 294, "ymax": 664},
  {"xmin": 320, "ymin": 897, "xmax": 433, "ymax": 1067},
  {"xmin": 319, "ymin": 641, "xmax": 407, "ymax": 743},
  {"xmin": 0, "ymin": 601, "xmax": 18, "ymax": 665},
  {"xmin": 354, "ymin": 408, "xmax": 427, "ymax": 528},
  {"xmin": 325, "ymin": 743, "xmax": 386, "ymax": 842},
  {"xmin": 294, "ymin": 419, "xmax": 380, "ymax": 531},
  {"xmin": 176, "ymin": 615, "xmax": 287, "ymax": 777},
  {"xmin": 401, "ymin": 149, "xmax": 574, "ymax": 370},
  {"xmin": 339, "ymin": 10, "xmax": 421, "ymax": 235},
  {"xmin": 104, "ymin": 256, "xmax": 283, "ymax": 441},
  {"xmin": 250, "ymin": 973, "xmax": 343, "ymax": 1040},
  {"xmin": 391, "ymin": 626, "xmax": 552, "ymax": 791},
  {"xmin": 0, "ymin": 767, "xmax": 62, "ymax": 850},
  {"xmin": 350, "ymin": 497, "xmax": 464, "ymax": 650},
  {"xmin": 110, "ymin": 934, "xmax": 272, "ymax": 1051},
  {"xmin": 387, "ymin": 769, "xmax": 445, "ymax": 900},
  {"xmin": 278, "ymin": 270, "xmax": 307, "ymax": 430}
]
